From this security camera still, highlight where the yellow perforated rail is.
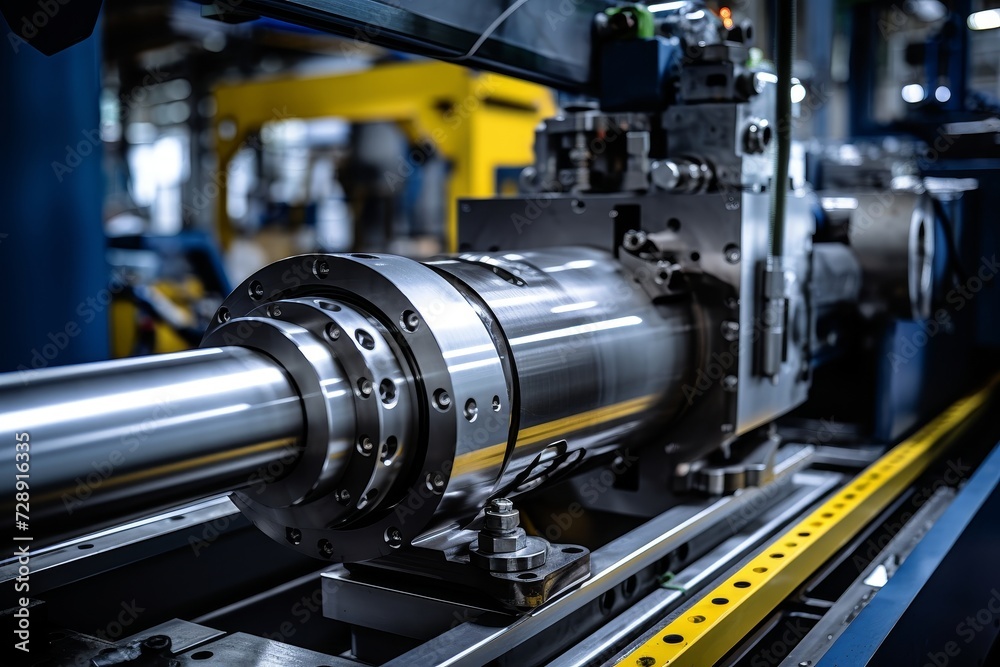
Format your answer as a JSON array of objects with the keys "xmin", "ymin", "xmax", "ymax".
[{"xmin": 618, "ymin": 377, "xmax": 997, "ymax": 667}]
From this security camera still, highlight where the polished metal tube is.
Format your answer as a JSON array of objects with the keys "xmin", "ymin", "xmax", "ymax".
[
  {"xmin": 1, "ymin": 347, "xmax": 305, "ymax": 544},
  {"xmin": 431, "ymin": 247, "xmax": 694, "ymax": 495}
]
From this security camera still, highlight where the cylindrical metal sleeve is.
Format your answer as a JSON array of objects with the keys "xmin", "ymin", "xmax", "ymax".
[
  {"xmin": 431, "ymin": 247, "xmax": 695, "ymax": 490},
  {"xmin": 1, "ymin": 347, "xmax": 305, "ymax": 544},
  {"xmin": 827, "ymin": 191, "xmax": 935, "ymax": 319}
]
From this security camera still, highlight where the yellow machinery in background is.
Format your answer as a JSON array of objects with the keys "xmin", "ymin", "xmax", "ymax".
[
  {"xmin": 212, "ymin": 60, "xmax": 556, "ymax": 252},
  {"xmin": 110, "ymin": 61, "xmax": 554, "ymax": 358}
]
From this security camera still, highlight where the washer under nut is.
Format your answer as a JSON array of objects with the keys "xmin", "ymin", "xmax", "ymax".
[{"xmin": 469, "ymin": 535, "xmax": 548, "ymax": 572}]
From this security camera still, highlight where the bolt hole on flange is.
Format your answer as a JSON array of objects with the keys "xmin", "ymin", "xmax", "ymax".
[
  {"xmin": 381, "ymin": 436, "xmax": 398, "ymax": 465},
  {"xmin": 433, "ymin": 388, "xmax": 452, "ymax": 411},
  {"xmin": 318, "ymin": 539, "xmax": 333, "ymax": 558},
  {"xmin": 355, "ymin": 329, "xmax": 375, "ymax": 350},
  {"xmin": 464, "ymin": 398, "xmax": 478, "ymax": 422},
  {"xmin": 400, "ymin": 310, "xmax": 420, "ymax": 332},
  {"xmin": 312, "ymin": 259, "xmax": 330, "ymax": 278},
  {"xmin": 384, "ymin": 526, "xmax": 403, "ymax": 548},
  {"xmin": 357, "ymin": 377, "xmax": 373, "ymax": 398},
  {"xmin": 379, "ymin": 378, "xmax": 397, "ymax": 407},
  {"xmin": 425, "ymin": 471, "xmax": 446, "ymax": 494}
]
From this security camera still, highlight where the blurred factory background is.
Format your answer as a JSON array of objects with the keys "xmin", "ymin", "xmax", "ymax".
[
  {"xmin": 1, "ymin": 0, "xmax": 556, "ymax": 366},
  {"xmin": 4, "ymin": 0, "xmax": 999, "ymax": 371}
]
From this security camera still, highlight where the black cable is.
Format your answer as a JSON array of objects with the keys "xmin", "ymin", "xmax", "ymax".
[{"xmin": 768, "ymin": 0, "xmax": 796, "ymax": 261}]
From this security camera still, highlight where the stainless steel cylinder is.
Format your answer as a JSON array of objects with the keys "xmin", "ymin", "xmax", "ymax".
[
  {"xmin": 204, "ymin": 249, "xmax": 695, "ymax": 562},
  {"xmin": 0, "ymin": 347, "xmax": 306, "ymax": 543},
  {"xmin": 0, "ymin": 248, "xmax": 696, "ymax": 561},
  {"xmin": 430, "ymin": 247, "xmax": 694, "ymax": 497}
]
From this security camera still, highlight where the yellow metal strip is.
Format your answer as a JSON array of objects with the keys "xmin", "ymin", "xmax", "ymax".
[
  {"xmin": 452, "ymin": 395, "xmax": 656, "ymax": 477},
  {"xmin": 619, "ymin": 377, "xmax": 997, "ymax": 667}
]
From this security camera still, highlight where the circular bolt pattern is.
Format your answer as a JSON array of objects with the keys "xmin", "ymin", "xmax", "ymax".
[
  {"xmin": 725, "ymin": 244, "xmax": 742, "ymax": 264},
  {"xmin": 216, "ymin": 307, "xmax": 230, "ymax": 324},
  {"xmin": 492, "ymin": 395, "xmax": 501, "ymax": 412},
  {"xmin": 248, "ymin": 280, "xmax": 264, "ymax": 300},
  {"xmin": 312, "ymin": 259, "xmax": 330, "ymax": 278},
  {"xmin": 381, "ymin": 436, "xmax": 398, "ymax": 465},
  {"xmin": 357, "ymin": 435, "xmax": 374, "ymax": 456},
  {"xmin": 285, "ymin": 527, "xmax": 302, "ymax": 545},
  {"xmin": 325, "ymin": 323, "xmax": 341, "ymax": 341}
]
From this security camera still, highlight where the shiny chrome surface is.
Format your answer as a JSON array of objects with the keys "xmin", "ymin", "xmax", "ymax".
[
  {"xmin": 0, "ymin": 347, "xmax": 304, "ymax": 544},
  {"xmin": 0, "ymin": 247, "xmax": 697, "ymax": 560},
  {"xmin": 431, "ymin": 247, "xmax": 694, "ymax": 494},
  {"xmin": 205, "ymin": 253, "xmax": 513, "ymax": 562}
]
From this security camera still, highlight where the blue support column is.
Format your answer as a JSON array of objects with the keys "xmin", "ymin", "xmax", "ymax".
[{"xmin": 0, "ymin": 15, "xmax": 109, "ymax": 374}]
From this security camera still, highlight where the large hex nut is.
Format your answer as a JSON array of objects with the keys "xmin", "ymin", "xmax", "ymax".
[{"xmin": 478, "ymin": 528, "xmax": 527, "ymax": 554}]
